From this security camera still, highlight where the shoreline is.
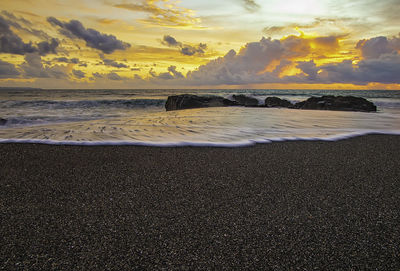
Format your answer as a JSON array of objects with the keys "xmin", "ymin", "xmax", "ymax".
[
  {"xmin": 1, "ymin": 131, "xmax": 400, "ymax": 147},
  {"xmin": 1, "ymin": 134, "xmax": 400, "ymax": 269}
]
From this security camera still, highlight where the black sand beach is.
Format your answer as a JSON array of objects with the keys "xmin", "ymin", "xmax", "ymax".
[{"xmin": 1, "ymin": 134, "xmax": 400, "ymax": 270}]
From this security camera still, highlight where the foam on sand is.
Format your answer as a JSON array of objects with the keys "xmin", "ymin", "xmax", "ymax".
[{"xmin": 1, "ymin": 130, "xmax": 399, "ymax": 147}]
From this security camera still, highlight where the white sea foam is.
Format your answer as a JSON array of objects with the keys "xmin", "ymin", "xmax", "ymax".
[{"xmin": 1, "ymin": 130, "xmax": 400, "ymax": 147}]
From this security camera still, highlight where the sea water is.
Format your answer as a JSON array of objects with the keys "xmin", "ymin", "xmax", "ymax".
[{"xmin": 1, "ymin": 89, "xmax": 400, "ymax": 146}]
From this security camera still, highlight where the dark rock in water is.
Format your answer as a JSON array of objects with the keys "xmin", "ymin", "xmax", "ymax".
[
  {"xmin": 293, "ymin": 96, "xmax": 377, "ymax": 112},
  {"xmin": 165, "ymin": 94, "xmax": 238, "ymax": 111},
  {"xmin": 0, "ymin": 118, "xmax": 7, "ymax": 125},
  {"xmin": 232, "ymin": 94, "xmax": 259, "ymax": 107},
  {"xmin": 165, "ymin": 94, "xmax": 377, "ymax": 112},
  {"xmin": 264, "ymin": 97, "xmax": 293, "ymax": 108}
]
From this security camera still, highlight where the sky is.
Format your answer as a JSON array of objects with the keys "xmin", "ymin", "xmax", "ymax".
[{"xmin": 0, "ymin": 0, "xmax": 399, "ymax": 89}]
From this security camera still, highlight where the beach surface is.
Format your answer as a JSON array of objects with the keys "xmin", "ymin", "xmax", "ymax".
[{"xmin": 1, "ymin": 134, "xmax": 400, "ymax": 270}]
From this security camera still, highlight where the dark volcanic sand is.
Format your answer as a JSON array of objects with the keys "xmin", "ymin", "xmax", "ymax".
[{"xmin": 1, "ymin": 134, "xmax": 400, "ymax": 270}]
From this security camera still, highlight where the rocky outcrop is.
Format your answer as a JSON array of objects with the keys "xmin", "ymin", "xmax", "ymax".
[
  {"xmin": 293, "ymin": 96, "xmax": 377, "ymax": 112},
  {"xmin": 165, "ymin": 94, "xmax": 377, "ymax": 112},
  {"xmin": 232, "ymin": 94, "xmax": 259, "ymax": 107},
  {"xmin": 165, "ymin": 94, "xmax": 237, "ymax": 111},
  {"xmin": 264, "ymin": 97, "xmax": 292, "ymax": 108},
  {"xmin": 0, "ymin": 118, "xmax": 7, "ymax": 125}
]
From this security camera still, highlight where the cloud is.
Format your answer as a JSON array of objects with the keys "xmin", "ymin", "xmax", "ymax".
[
  {"xmin": 72, "ymin": 69, "xmax": 85, "ymax": 79},
  {"xmin": 356, "ymin": 35, "xmax": 400, "ymax": 59},
  {"xmin": 47, "ymin": 16, "xmax": 63, "ymax": 28},
  {"xmin": 103, "ymin": 58, "xmax": 129, "ymax": 68},
  {"xmin": 242, "ymin": 0, "xmax": 260, "ymax": 12},
  {"xmin": 96, "ymin": 18, "xmax": 119, "ymax": 25},
  {"xmin": 162, "ymin": 35, "xmax": 207, "ymax": 56},
  {"xmin": 185, "ymin": 37, "xmax": 292, "ymax": 84},
  {"xmin": 99, "ymin": 54, "xmax": 129, "ymax": 68},
  {"xmin": 162, "ymin": 35, "xmax": 181, "ymax": 47},
  {"xmin": 1, "ymin": 10, "xmax": 30, "ymax": 25},
  {"xmin": 263, "ymin": 26, "xmax": 287, "ymax": 36},
  {"xmin": 176, "ymin": 35, "xmax": 400, "ymax": 86},
  {"xmin": 92, "ymin": 72, "xmax": 103, "ymax": 78},
  {"xmin": 20, "ymin": 53, "xmax": 67, "ymax": 78},
  {"xmin": 1, "ymin": 10, "xmax": 51, "ymax": 40},
  {"xmin": 37, "ymin": 39, "xmax": 59, "ymax": 55},
  {"xmin": 148, "ymin": 65, "xmax": 184, "ymax": 81},
  {"xmin": 296, "ymin": 60, "xmax": 318, "ymax": 80},
  {"xmin": 47, "ymin": 17, "xmax": 130, "ymax": 54},
  {"xmin": 356, "ymin": 54, "xmax": 400, "ymax": 83},
  {"xmin": 89, "ymin": 72, "xmax": 129, "ymax": 81},
  {"xmin": 0, "ymin": 59, "xmax": 20, "ymax": 78},
  {"xmin": 107, "ymin": 72, "xmax": 122, "ymax": 80},
  {"xmin": 167, "ymin": 65, "xmax": 184, "ymax": 78},
  {"xmin": 114, "ymin": 0, "xmax": 201, "ymax": 28},
  {"xmin": 0, "ymin": 15, "xmax": 37, "ymax": 54},
  {"xmin": 0, "ymin": 15, "xmax": 59, "ymax": 55},
  {"xmin": 263, "ymin": 17, "xmax": 354, "ymax": 37},
  {"xmin": 319, "ymin": 54, "xmax": 400, "ymax": 84},
  {"xmin": 181, "ymin": 43, "xmax": 207, "ymax": 56},
  {"xmin": 152, "ymin": 70, "xmax": 174, "ymax": 80},
  {"xmin": 281, "ymin": 33, "xmax": 342, "ymax": 56},
  {"xmin": 271, "ymin": 59, "xmax": 291, "ymax": 75},
  {"xmin": 54, "ymin": 57, "xmax": 80, "ymax": 64}
]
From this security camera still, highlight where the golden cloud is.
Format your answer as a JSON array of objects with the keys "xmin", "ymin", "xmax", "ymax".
[{"xmin": 114, "ymin": 0, "xmax": 202, "ymax": 29}]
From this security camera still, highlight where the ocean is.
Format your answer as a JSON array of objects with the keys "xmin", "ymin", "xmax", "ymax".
[{"xmin": 1, "ymin": 89, "xmax": 400, "ymax": 146}]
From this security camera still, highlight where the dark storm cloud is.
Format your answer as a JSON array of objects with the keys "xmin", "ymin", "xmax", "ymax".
[
  {"xmin": 0, "ymin": 59, "xmax": 20, "ymax": 78},
  {"xmin": 161, "ymin": 35, "xmax": 207, "ymax": 56},
  {"xmin": 0, "ymin": 15, "xmax": 59, "ymax": 55},
  {"xmin": 47, "ymin": 17, "xmax": 130, "ymax": 54}
]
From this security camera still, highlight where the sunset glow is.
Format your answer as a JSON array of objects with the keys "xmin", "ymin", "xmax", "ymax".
[{"xmin": 1, "ymin": 0, "xmax": 399, "ymax": 89}]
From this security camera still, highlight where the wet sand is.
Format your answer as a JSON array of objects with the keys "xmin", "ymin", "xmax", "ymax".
[{"xmin": 1, "ymin": 134, "xmax": 400, "ymax": 270}]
